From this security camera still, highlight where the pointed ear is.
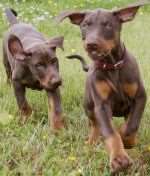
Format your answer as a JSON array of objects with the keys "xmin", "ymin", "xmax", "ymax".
[
  {"xmin": 55, "ymin": 10, "xmax": 87, "ymax": 25},
  {"xmin": 47, "ymin": 36, "xmax": 64, "ymax": 51},
  {"xmin": 8, "ymin": 35, "xmax": 29, "ymax": 60},
  {"xmin": 113, "ymin": 1, "xmax": 150, "ymax": 23}
]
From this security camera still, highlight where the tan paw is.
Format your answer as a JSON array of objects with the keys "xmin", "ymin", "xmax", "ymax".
[
  {"xmin": 110, "ymin": 152, "xmax": 132, "ymax": 174},
  {"xmin": 85, "ymin": 137, "xmax": 97, "ymax": 145},
  {"xmin": 20, "ymin": 106, "xmax": 32, "ymax": 125},
  {"xmin": 21, "ymin": 105, "xmax": 32, "ymax": 116},
  {"xmin": 85, "ymin": 126, "xmax": 100, "ymax": 145},
  {"xmin": 52, "ymin": 118, "xmax": 65, "ymax": 131}
]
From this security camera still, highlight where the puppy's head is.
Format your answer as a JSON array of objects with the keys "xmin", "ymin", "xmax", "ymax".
[
  {"xmin": 56, "ymin": 1, "xmax": 148, "ymax": 60},
  {"xmin": 8, "ymin": 34, "xmax": 64, "ymax": 91}
]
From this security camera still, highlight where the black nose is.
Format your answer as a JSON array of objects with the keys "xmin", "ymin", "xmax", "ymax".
[
  {"xmin": 86, "ymin": 43, "xmax": 98, "ymax": 51},
  {"xmin": 51, "ymin": 78, "xmax": 62, "ymax": 88}
]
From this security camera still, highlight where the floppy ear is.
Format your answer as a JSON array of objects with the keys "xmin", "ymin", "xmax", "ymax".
[
  {"xmin": 55, "ymin": 10, "xmax": 86, "ymax": 25},
  {"xmin": 8, "ymin": 35, "xmax": 30, "ymax": 60},
  {"xmin": 47, "ymin": 36, "xmax": 64, "ymax": 51},
  {"xmin": 113, "ymin": 0, "xmax": 150, "ymax": 23}
]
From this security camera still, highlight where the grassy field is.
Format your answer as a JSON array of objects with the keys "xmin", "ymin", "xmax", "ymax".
[{"xmin": 0, "ymin": 0, "xmax": 150, "ymax": 175}]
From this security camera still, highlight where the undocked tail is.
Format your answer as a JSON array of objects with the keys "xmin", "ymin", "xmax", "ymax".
[{"xmin": 66, "ymin": 54, "xmax": 89, "ymax": 72}]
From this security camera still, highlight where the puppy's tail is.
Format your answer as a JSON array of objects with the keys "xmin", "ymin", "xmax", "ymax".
[
  {"xmin": 5, "ymin": 8, "xmax": 18, "ymax": 25},
  {"xmin": 66, "ymin": 54, "xmax": 89, "ymax": 72}
]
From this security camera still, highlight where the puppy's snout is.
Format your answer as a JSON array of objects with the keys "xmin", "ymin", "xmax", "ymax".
[
  {"xmin": 86, "ymin": 43, "xmax": 98, "ymax": 51},
  {"xmin": 51, "ymin": 77, "xmax": 62, "ymax": 88}
]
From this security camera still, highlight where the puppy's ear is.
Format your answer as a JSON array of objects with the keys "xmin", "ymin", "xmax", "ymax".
[
  {"xmin": 47, "ymin": 36, "xmax": 64, "ymax": 51},
  {"xmin": 8, "ymin": 35, "xmax": 31, "ymax": 60},
  {"xmin": 55, "ymin": 10, "xmax": 87, "ymax": 25},
  {"xmin": 113, "ymin": 0, "xmax": 150, "ymax": 23}
]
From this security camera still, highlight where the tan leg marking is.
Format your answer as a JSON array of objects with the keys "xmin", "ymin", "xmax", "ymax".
[
  {"xmin": 20, "ymin": 103, "xmax": 32, "ymax": 124},
  {"xmin": 48, "ymin": 98, "xmax": 64, "ymax": 131},
  {"xmin": 86, "ymin": 122, "xmax": 101, "ymax": 145},
  {"xmin": 105, "ymin": 132, "xmax": 132, "ymax": 174},
  {"xmin": 95, "ymin": 81, "xmax": 111, "ymax": 100},
  {"xmin": 119, "ymin": 123, "xmax": 137, "ymax": 149},
  {"xmin": 123, "ymin": 83, "xmax": 138, "ymax": 98}
]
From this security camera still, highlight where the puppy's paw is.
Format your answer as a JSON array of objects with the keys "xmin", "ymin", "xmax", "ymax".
[
  {"xmin": 110, "ymin": 152, "xmax": 132, "ymax": 174},
  {"xmin": 52, "ymin": 118, "xmax": 65, "ymax": 131},
  {"xmin": 85, "ymin": 130, "xmax": 100, "ymax": 145},
  {"xmin": 19, "ymin": 105, "xmax": 32, "ymax": 125}
]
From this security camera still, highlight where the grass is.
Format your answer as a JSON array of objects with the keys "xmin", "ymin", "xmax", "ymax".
[{"xmin": 0, "ymin": 0, "xmax": 150, "ymax": 175}]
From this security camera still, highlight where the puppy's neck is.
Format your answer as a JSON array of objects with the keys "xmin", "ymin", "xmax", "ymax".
[{"xmin": 109, "ymin": 42, "xmax": 125, "ymax": 63}]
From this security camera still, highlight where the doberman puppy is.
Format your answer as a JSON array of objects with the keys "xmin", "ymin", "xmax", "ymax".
[
  {"xmin": 3, "ymin": 8, "xmax": 65, "ymax": 130},
  {"xmin": 56, "ymin": 1, "xmax": 149, "ymax": 174}
]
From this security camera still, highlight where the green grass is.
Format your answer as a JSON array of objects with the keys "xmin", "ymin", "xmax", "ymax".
[{"xmin": 0, "ymin": 0, "xmax": 150, "ymax": 175}]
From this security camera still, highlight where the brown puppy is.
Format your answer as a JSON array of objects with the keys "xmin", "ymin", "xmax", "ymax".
[
  {"xmin": 56, "ymin": 1, "xmax": 149, "ymax": 174},
  {"xmin": 3, "ymin": 8, "xmax": 64, "ymax": 130}
]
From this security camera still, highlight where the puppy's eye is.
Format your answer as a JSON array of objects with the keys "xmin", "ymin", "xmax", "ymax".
[
  {"xmin": 35, "ymin": 63, "xmax": 46, "ymax": 69},
  {"xmin": 102, "ymin": 21, "xmax": 112, "ymax": 30},
  {"xmin": 25, "ymin": 52, "xmax": 32, "ymax": 57}
]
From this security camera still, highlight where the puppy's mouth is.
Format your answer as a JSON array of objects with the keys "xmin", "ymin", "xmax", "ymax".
[
  {"xmin": 40, "ymin": 82, "xmax": 61, "ymax": 92},
  {"xmin": 45, "ymin": 82, "xmax": 62, "ymax": 92},
  {"xmin": 88, "ymin": 50, "xmax": 110, "ymax": 61}
]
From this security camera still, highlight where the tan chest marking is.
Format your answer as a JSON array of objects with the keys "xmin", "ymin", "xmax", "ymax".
[
  {"xmin": 95, "ymin": 81, "xmax": 111, "ymax": 100},
  {"xmin": 123, "ymin": 83, "xmax": 138, "ymax": 98}
]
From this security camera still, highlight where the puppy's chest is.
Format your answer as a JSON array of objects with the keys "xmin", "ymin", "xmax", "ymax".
[
  {"xmin": 94, "ymin": 70, "xmax": 138, "ymax": 116},
  {"xmin": 95, "ymin": 69, "xmax": 138, "ymax": 99},
  {"xmin": 21, "ymin": 76, "xmax": 43, "ymax": 90}
]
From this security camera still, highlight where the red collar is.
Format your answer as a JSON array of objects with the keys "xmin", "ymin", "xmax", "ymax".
[{"xmin": 94, "ymin": 45, "xmax": 126, "ymax": 71}]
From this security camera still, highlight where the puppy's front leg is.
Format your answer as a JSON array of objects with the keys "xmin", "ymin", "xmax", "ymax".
[
  {"xmin": 13, "ymin": 81, "xmax": 32, "ymax": 124},
  {"xmin": 120, "ymin": 84, "xmax": 147, "ymax": 148},
  {"xmin": 47, "ymin": 89, "xmax": 64, "ymax": 130},
  {"xmin": 93, "ymin": 80, "xmax": 132, "ymax": 174}
]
